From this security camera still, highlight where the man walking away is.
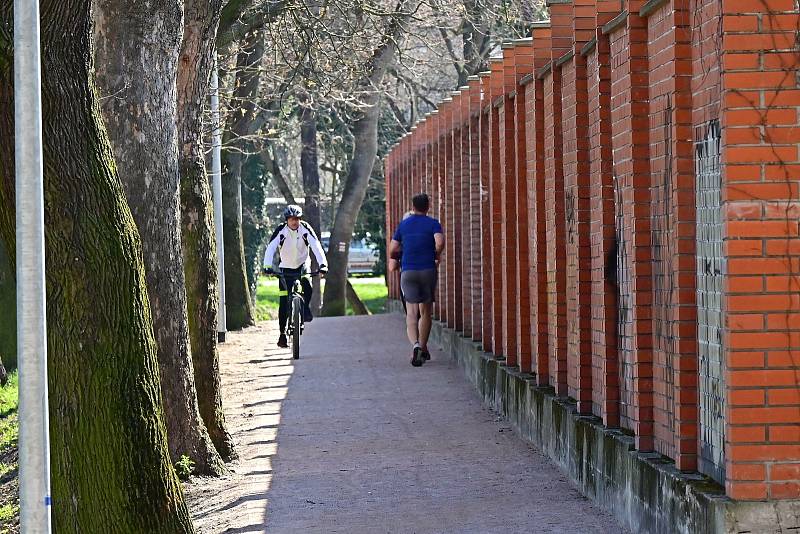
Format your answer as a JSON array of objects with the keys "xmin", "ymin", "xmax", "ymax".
[{"xmin": 388, "ymin": 193, "xmax": 444, "ymax": 366}]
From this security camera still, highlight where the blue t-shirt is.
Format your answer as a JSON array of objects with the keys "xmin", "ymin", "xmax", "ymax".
[{"xmin": 392, "ymin": 215, "xmax": 443, "ymax": 271}]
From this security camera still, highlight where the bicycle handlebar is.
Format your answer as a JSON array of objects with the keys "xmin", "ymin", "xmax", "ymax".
[{"xmin": 264, "ymin": 269, "xmax": 325, "ymax": 277}]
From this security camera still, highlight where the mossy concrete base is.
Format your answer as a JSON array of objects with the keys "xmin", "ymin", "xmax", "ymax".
[{"xmin": 386, "ymin": 302, "xmax": 800, "ymax": 533}]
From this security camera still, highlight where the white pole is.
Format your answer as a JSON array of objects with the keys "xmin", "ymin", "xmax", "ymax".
[
  {"xmin": 14, "ymin": 0, "xmax": 53, "ymax": 531},
  {"xmin": 211, "ymin": 56, "xmax": 227, "ymax": 342}
]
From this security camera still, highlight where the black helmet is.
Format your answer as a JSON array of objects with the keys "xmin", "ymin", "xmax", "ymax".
[{"xmin": 283, "ymin": 204, "xmax": 303, "ymax": 220}]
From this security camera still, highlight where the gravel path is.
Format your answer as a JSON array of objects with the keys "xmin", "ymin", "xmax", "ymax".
[{"xmin": 186, "ymin": 315, "xmax": 627, "ymax": 534}]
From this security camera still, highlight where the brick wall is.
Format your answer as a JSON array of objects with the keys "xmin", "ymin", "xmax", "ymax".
[
  {"xmin": 383, "ymin": 1, "xmax": 800, "ymax": 502},
  {"xmin": 720, "ymin": 0, "xmax": 800, "ymax": 501}
]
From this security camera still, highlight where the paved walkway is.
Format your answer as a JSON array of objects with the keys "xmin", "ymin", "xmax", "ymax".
[{"xmin": 187, "ymin": 314, "xmax": 627, "ymax": 533}]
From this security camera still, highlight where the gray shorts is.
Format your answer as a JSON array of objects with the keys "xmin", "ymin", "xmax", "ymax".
[{"xmin": 400, "ymin": 269, "xmax": 437, "ymax": 304}]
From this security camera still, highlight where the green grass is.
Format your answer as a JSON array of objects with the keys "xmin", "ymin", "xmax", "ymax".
[
  {"xmin": 0, "ymin": 373, "xmax": 18, "ymax": 533},
  {"xmin": 347, "ymin": 277, "xmax": 388, "ymax": 315},
  {"xmin": 254, "ymin": 275, "xmax": 388, "ymax": 321},
  {"xmin": 0, "ymin": 503, "xmax": 18, "ymax": 525},
  {"xmin": 255, "ymin": 278, "xmax": 283, "ymax": 321},
  {"xmin": 0, "ymin": 373, "xmax": 17, "ymax": 453}
]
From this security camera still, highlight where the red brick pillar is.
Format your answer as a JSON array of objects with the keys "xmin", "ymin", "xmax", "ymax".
[
  {"xmin": 487, "ymin": 58, "xmax": 506, "ymax": 356},
  {"xmin": 525, "ymin": 23, "xmax": 553, "ymax": 382},
  {"xmin": 643, "ymin": 0, "xmax": 698, "ymax": 471},
  {"xmin": 431, "ymin": 111, "xmax": 443, "ymax": 320},
  {"xmin": 444, "ymin": 97, "xmax": 457, "ymax": 329},
  {"xmin": 605, "ymin": 2, "xmax": 655, "ymax": 451},
  {"xmin": 459, "ymin": 87, "xmax": 473, "ymax": 337},
  {"xmin": 467, "ymin": 76, "xmax": 483, "ymax": 342},
  {"xmin": 720, "ymin": 1, "xmax": 800, "ymax": 501},
  {"xmin": 386, "ymin": 150, "xmax": 394, "ymax": 299},
  {"xmin": 444, "ymin": 102, "xmax": 454, "ymax": 327},
  {"xmin": 479, "ymin": 72, "xmax": 494, "ymax": 352},
  {"xmin": 500, "ymin": 47, "xmax": 518, "ymax": 363},
  {"xmin": 543, "ymin": 0, "xmax": 572, "ymax": 395},
  {"xmin": 513, "ymin": 40, "xmax": 535, "ymax": 373},
  {"xmin": 408, "ymin": 124, "xmax": 419, "ymax": 204},
  {"xmin": 585, "ymin": 4, "xmax": 620, "ymax": 427},
  {"xmin": 450, "ymin": 92, "xmax": 464, "ymax": 332},
  {"xmin": 561, "ymin": 0, "xmax": 595, "ymax": 413}
]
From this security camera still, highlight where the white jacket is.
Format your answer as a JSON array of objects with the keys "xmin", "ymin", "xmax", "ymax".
[{"xmin": 263, "ymin": 221, "xmax": 328, "ymax": 271}]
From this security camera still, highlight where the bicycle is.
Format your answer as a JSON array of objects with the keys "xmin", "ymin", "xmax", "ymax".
[{"xmin": 266, "ymin": 269, "xmax": 322, "ymax": 360}]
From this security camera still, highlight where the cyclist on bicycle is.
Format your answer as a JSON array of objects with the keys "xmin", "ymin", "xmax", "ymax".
[{"xmin": 263, "ymin": 205, "xmax": 328, "ymax": 348}]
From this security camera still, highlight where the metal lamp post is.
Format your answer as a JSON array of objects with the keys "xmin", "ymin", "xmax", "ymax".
[{"xmin": 14, "ymin": 0, "xmax": 53, "ymax": 531}]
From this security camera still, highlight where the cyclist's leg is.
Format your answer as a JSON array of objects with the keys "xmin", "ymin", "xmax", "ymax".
[
  {"xmin": 300, "ymin": 276, "xmax": 313, "ymax": 317},
  {"xmin": 278, "ymin": 277, "xmax": 289, "ymax": 347},
  {"xmin": 278, "ymin": 276, "xmax": 289, "ymax": 334}
]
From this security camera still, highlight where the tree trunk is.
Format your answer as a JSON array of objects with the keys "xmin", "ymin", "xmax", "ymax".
[
  {"xmin": 0, "ymin": 237, "xmax": 15, "ymax": 371},
  {"xmin": 93, "ymin": 0, "xmax": 224, "ymax": 476},
  {"xmin": 300, "ymin": 105, "xmax": 324, "ymax": 311},
  {"xmin": 242, "ymin": 154, "xmax": 268, "ymax": 303},
  {"xmin": 321, "ymin": 5, "xmax": 413, "ymax": 315},
  {"xmin": 346, "ymin": 280, "xmax": 371, "ymax": 315},
  {"xmin": 321, "ymin": 99, "xmax": 382, "ymax": 315},
  {"xmin": 221, "ymin": 29, "xmax": 265, "ymax": 330},
  {"xmin": 177, "ymin": 0, "xmax": 236, "ymax": 461},
  {"xmin": 0, "ymin": 2, "xmax": 194, "ymax": 530}
]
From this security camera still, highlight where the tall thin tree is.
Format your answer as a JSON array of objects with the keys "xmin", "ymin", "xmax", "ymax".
[
  {"xmin": 177, "ymin": 0, "xmax": 236, "ymax": 462},
  {"xmin": 221, "ymin": 28, "xmax": 266, "ymax": 329}
]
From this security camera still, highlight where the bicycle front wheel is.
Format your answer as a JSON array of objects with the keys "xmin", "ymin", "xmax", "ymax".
[{"xmin": 291, "ymin": 296, "xmax": 302, "ymax": 359}]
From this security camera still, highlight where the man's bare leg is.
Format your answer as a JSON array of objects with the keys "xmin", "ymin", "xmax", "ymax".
[
  {"xmin": 406, "ymin": 302, "xmax": 420, "ymax": 346},
  {"xmin": 419, "ymin": 302, "xmax": 433, "ymax": 351}
]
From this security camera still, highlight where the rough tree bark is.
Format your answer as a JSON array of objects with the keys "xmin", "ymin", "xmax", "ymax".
[
  {"xmin": 93, "ymin": 0, "xmax": 224, "ymax": 475},
  {"xmin": 300, "ymin": 104, "xmax": 324, "ymax": 311},
  {"xmin": 321, "ymin": 8, "xmax": 414, "ymax": 315},
  {"xmin": 0, "ymin": 2, "xmax": 194, "ymax": 530},
  {"xmin": 177, "ymin": 0, "xmax": 236, "ymax": 462},
  {"xmin": 221, "ymin": 28, "xmax": 266, "ymax": 329},
  {"xmin": 0, "ymin": 238, "xmax": 15, "ymax": 372}
]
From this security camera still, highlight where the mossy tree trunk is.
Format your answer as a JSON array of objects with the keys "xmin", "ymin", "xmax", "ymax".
[
  {"xmin": 242, "ymin": 154, "xmax": 269, "ymax": 305},
  {"xmin": 300, "ymin": 104, "xmax": 324, "ymax": 311},
  {"xmin": 177, "ymin": 0, "xmax": 236, "ymax": 461},
  {"xmin": 93, "ymin": 0, "xmax": 224, "ymax": 475},
  {"xmin": 0, "ymin": 2, "xmax": 194, "ymax": 530},
  {"xmin": 0, "ymin": 238, "xmax": 15, "ymax": 371},
  {"xmin": 221, "ymin": 28, "xmax": 265, "ymax": 330}
]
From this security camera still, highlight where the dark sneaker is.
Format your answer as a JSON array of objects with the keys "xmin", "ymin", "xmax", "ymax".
[
  {"xmin": 411, "ymin": 346, "xmax": 424, "ymax": 367},
  {"xmin": 277, "ymin": 333, "xmax": 288, "ymax": 348},
  {"xmin": 422, "ymin": 349, "xmax": 431, "ymax": 361},
  {"xmin": 303, "ymin": 306, "xmax": 313, "ymax": 323}
]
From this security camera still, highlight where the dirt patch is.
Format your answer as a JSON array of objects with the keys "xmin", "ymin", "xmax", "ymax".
[
  {"xmin": 184, "ymin": 323, "xmax": 285, "ymax": 533},
  {"xmin": 0, "ymin": 446, "xmax": 19, "ymax": 534}
]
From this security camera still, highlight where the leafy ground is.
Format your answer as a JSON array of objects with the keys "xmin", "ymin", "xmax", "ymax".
[
  {"xmin": 255, "ymin": 276, "xmax": 388, "ymax": 321},
  {"xmin": 0, "ymin": 373, "xmax": 19, "ymax": 534}
]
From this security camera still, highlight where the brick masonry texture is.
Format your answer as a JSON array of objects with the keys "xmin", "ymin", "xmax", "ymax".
[{"xmin": 384, "ymin": 0, "xmax": 800, "ymax": 505}]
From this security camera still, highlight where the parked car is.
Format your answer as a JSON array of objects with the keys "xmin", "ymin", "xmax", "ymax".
[{"xmin": 320, "ymin": 233, "xmax": 380, "ymax": 275}]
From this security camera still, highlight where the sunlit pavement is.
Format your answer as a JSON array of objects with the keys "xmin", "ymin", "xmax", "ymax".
[{"xmin": 186, "ymin": 315, "xmax": 627, "ymax": 534}]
